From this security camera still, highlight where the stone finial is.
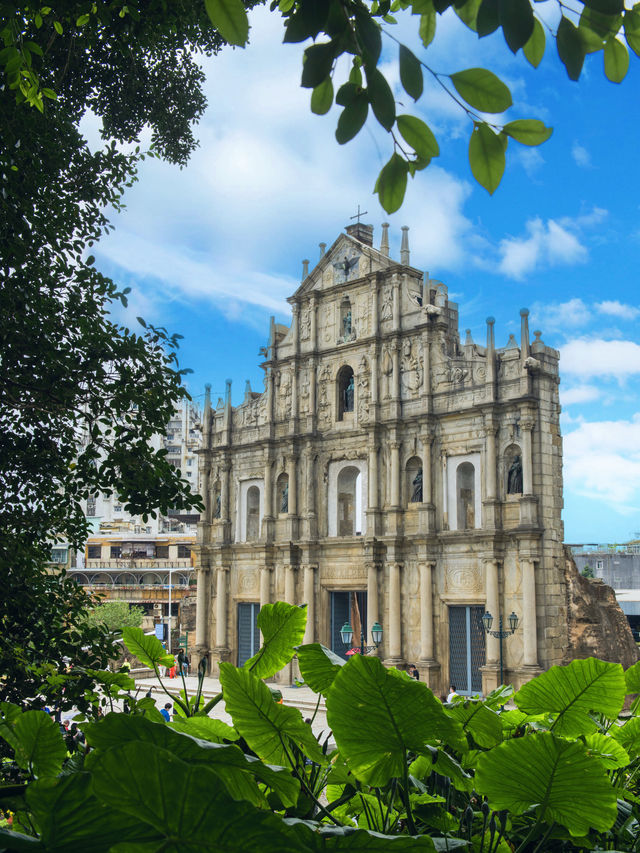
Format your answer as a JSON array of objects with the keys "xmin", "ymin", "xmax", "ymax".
[
  {"xmin": 520, "ymin": 308, "xmax": 530, "ymax": 359},
  {"xmin": 319, "ymin": 242, "xmax": 326, "ymax": 258},
  {"xmin": 465, "ymin": 329, "xmax": 474, "ymax": 345},
  {"xmin": 506, "ymin": 334, "xmax": 518, "ymax": 349},
  {"xmin": 380, "ymin": 222, "xmax": 390, "ymax": 256},
  {"xmin": 244, "ymin": 379, "xmax": 252, "ymax": 402},
  {"xmin": 204, "ymin": 383, "xmax": 211, "ymax": 403},
  {"xmin": 225, "ymin": 379, "xmax": 232, "ymax": 405},
  {"xmin": 302, "ymin": 259, "xmax": 309, "ymax": 279},
  {"xmin": 400, "ymin": 226, "xmax": 410, "ymax": 265}
]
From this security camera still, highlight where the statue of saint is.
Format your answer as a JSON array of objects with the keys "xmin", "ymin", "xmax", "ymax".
[
  {"xmin": 342, "ymin": 309, "xmax": 352, "ymax": 337},
  {"xmin": 410, "ymin": 469, "xmax": 423, "ymax": 503},
  {"xmin": 280, "ymin": 482, "xmax": 289, "ymax": 513},
  {"xmin": 213, "ymin": 493, "xmax": 221, "ymax": 519},
  {"xmin": 507, "ymin": 455, "xmax": 523, "ymax": 494},
  {"xmin": 344, "ymin": 376, "xmax": 355, "ymax": 412}
]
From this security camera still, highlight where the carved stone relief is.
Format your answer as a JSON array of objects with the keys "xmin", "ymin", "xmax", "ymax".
[
  {"xmin": 357, "ymin": 355, "xmax": 370, "ymax": 424},
  {"xmin": 299, "ymin": 369, "xmax": 310, "ymax": 415},
  {"xmin": 317, "ymin": 364, "xmax": 332, "ymax": 426},
  {"xmin": 381, "ymin": 344, "xmax": 393, "ymax": 400},
  {"xmin": 400, "ymin": 339, "xmax": 423, "ymax": 398},
  {"xmin": 445, "ymin": 564, "xmax": 481, "ymax": 593},
  {"xmin": 300, "ymin": 306, "xmax": 311, "ymax": 341},
  {"xmin": 276, "ymin": 370, "xmax": 292, "ymax": 420},
  {"xmin": 380, "ymin": 285, "xmax": 393, "ymax": 322},
  {"xmin": 238, "ymin": 569, "xmax": 258, "ymax": 594}
]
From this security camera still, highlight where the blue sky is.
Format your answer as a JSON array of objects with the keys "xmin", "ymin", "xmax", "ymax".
[{"xmin": 88, "ymin": 2, "xmax": 640, "ymax": 544}]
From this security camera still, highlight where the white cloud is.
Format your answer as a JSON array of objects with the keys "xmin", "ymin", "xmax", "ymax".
[
  {"xmin": 572, "ymin": 143, "xmax": 591, "ymax": 168},
  {"xmin": 530, "ymin": 298, "xmax": 590, "ymax": 332},
  {"xmin": 561, "ymin": 339, "xmax": 640, "ymax": 380},
  {"xmin": 564, "ymin": 415, "xmax": 640, "ymax": 509},
  {"xmin": 498, "ymin": 217, "xmax": 587, "ymax": 279},
  {"xmin": 596, "ymin": 300, "xmax": 640, "ymax": 320},
  {"xmin": 560, "ymin": 384, "xmax": 601, "ymax": 405}
]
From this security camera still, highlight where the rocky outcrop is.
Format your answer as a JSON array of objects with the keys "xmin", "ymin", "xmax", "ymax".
[{"xmin": 564, "ymin": 546, "xmax": 638, "ymax": 668}]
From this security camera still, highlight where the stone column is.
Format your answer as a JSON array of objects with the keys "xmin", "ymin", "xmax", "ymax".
[
  {"xmin": 485, "ymin": 424, "xmax": 497, "ymax": 501},
  {"xmin": 419, "ymin": 431, "xmax": 435, "ymax": 533},
  {"xmin": 391, "ymin": 340, "xmax": 401, "ymax": 400},
  {"xmin": 390, "ymin": 440, "xmax": 401, "ymax": 507},
  {"xmin": 386, "ymin": 562, "xmax": 403, "ymax": 662},
  {"xmin": 419, "ymin": 562, "xmax": 435, "ymax": 661},
  {"xmin": 366, "ymin": 562, "xmax": 379, "ymax": 643},
  {"xmin": 215, "ymin": 567, "xmax": 228, "ymax": 649},
  {"xmin": 371, "ymin": 277, "xmax": 379, "ymax": 335},
  {"xmin": 310, "ymin": 295, "xmax": 318, "ymax": 351},
  {"xmin": 368, "ymin": 443, "xmax": 379, "ymax": 510},
  {"xmin": 521, "ymin": 416, "xmax": 534, "ymax": 496},
  {"xmin": 309, "ymin": 358, "xmax": 316, "ymax": 416},
  {"xmin": 287, "ymin": 454, "xmax": 297, "ymax": 516},
  {"xmin": 392, "ymin": 274, "xmax": 400, "ymax": 333},
  {"xmin": 291, "ymin": 303, "xmax": 300, "ymax": 355},
  {"xmin": 522, "ymin": 559, "xmax": 538, "ymax": 666},
  {"xmin": 195, "ymin": 566, "xmax": 209, "ymax": 649},
  {"xmin": 291, "ymin": 365, "xmax": 298, "ymax": 426},
  {"xmin": 264, "ymin": 458, "xmax": 273, "ymax": 518},
  {"xmin": 421, "ymin": 331, "xmax": 431, "ymax": 407},
  {"xmin": 284, "ymin": 564, "xmax": 296, "ymax": 604},
  {"xmin": 260, "ymin": 566, "xmax": 271, "ymax": 610},
  {"xmin": 303, "ymin": 565, "xmax": 316, "ymax": 643},
  {"xmin": 484, "ymin": 559, "xmax": 499, "ymax": 665},
  {"xmin": 370, "ymin": 345, "xmax": 379, "ymax": 405},
  {"xmin": 220, "ymin": 462, "xmax": 231, "ymax": 535}
]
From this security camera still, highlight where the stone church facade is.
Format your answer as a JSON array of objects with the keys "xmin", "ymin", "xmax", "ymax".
[{"xmin": 194, "ymin": 221, "xmax": 568, "ymax": 695}]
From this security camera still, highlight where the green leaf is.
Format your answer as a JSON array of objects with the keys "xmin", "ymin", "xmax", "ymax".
[
  {"xmin": 477, "ymin": 0, "xmax": 499, "ymax": 36},
  {"xmin": 335, "ymin": 95, "xmax": 368, "ymax": 144},
  {"xmin": 454, "ymin": 0, "xmax": 482, "ymax": 31},
  {"xmin": 514, "ymin": 657, "xmax": 626, "ymax": 737},
  {"xmin": 296, "ymin": 643, "xmax": 344, "ymax": 695},
  {"xmin": 523, "ymin": 16, "xmax": 545, "ymax": 66},
  {"xmin": 419, "ymin": 8, "xmax": 436, "ymax": 46},
  {"xmin": 625, "ymin": 659, "xmax": 640, "ymax": 694},
  {"xmin": 375, "ymin": 153, "xmax": 409, "ymax": 215},
  {"xmin": 0, "ymin": 828, "xmax": 41, "ymax": 849},
  {"xmin": 584, "ymin": 0, "xmax": 623, "ymax": 13},
  {"xmin": 557, "ymin": 15, "xmax": 586, "ymax": 80},
  {"xmin": 311, "ymin": 77, "xmax": 333, "ymax": 115},
  {"xmin": 609, "ymin": 715, "xmax": 640, "ymax": 758},
  {"xmin": 581, "ymin": 3, "xmax": 622, "ymax": 38},
  {"xmin": 397, "ymin": 114, "xmax": 439, "ymax": 158},
  {"xmin": 27, "ymin": 772, "xmax": 159, "ymax": 851},
  {"xmin": 468, "ymin": 122, "xmax": 505, "ymax": 195},
  {"xmin": 8, "ymin": 711, "xmax": 67, "ymax": 778},
  {"xmin": 365, "ymin": 67, "xmax": 396, "ymax": 131},
  {"xmin": 498, "ymin": 0, "xmax": 534, "ymax": 53},
  {"xmin": 90, "ymin": 743, "xmax": 301, "ymax": 851},
  {"xmin": 445, "ymin": 699, "xmax": 503, "ymax": 748},
  {"xmin": 83, "ymin": 711, "xmax": 295, "ymax": 808},
  {"xmin": 475, "ymin": 732, "xmax": 617, "ymax": 835},
  {"xmin": 204, "ymin": 0, "xmax": 249, "ymax": 47},
  {"xmin": 354, "ymin": 7, "xmax": 382, "ymax": 65},
  {"xmin": 583, "ymin": 732, "xmax": 630, "ymax": 769},
  {"xmin": 336, "ymin": 82, "xmax": 359, "ymax": 106},
  {"xmin": 245, "ymin": 601, "xmax": 307, "ymax": 679},
  {"xmin": 604, "ymin": 36, "xmax": 629, "ymax": 81},
  {"xmin": 301, "ymin": 42, "xmax": 335, "ymax": 89},
  {"xmin": 326, "ymin": 655, "xmax": 464, "ymax": 786},
  {"xmin": 503, "ymin": 119, "xmax": 552, "ymax": 146},
  {"xmin": 288, "ymin": 821, "xmax": 438, "ymax": 850},
  {"xmin": 399, "ymin": 44, "xmax": 423, "ymax": 101},
  {"xmin": 449, "ymin": 67, "xmax": 512, "ymax": 113},
  {"xmin": 75, "ymin": 13, "xmax": 90, "ymax": 26},
  {"xmin": 53, "ymin": 20, "xmax": 62, "ymax": 34},
  {"xmin": 169, "ymin": 716, "xmax": 239, "ymax": 743},
  {"xmin": 625, "ymin": 10, "xmax": 640, "ymax": 57},
  {"xmin": 122, "ymin": 626, "xmax": 174, "ymax": 669},
  {"xmin": 220, "ymin": 662, "xmax": 326, "ymax": 767}
]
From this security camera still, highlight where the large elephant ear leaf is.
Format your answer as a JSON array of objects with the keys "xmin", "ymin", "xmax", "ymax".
[
  {"xmin": 610, "ymin": 715, "xmax": 640, "ymax": 759},
  {"xmin": 296, "ymin": 643, "xmax": 344, "ymax": 695},
  {"xmin": 220, "ymin": 662, "xmax": 326, "ymax": 767},
  {"xmin": 326, "ymin": 655, "xmax": 464, "ymax": 786},
  {"xmin": 122, "ymin": 627, "xmax": 174, "ymax": 669},
  {"xmin": 9, "ymin": 711, "xmax": 67, "ymax": 778},
  {"xmin": 514, "ymin": 657, "xmax": 625, "ymax": 736},
  {"xmin": 584, "ymin": 732, "xmax": 630, "ymax": 769},
  {"xmin": 445, "ymin": 699, "xmax": 503, "ymax": 748},
  {"xmin": 244, "ymin": 602, "xmax": 307, "ymax": 679},
  {"xmin": 475, "ymin": 732, "xmax": 617, "ymax": 835}
]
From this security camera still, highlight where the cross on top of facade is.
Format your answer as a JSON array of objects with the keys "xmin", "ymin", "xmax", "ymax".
[{"xmin": 350, "ymin": 205, "xmax": 368, "ymax": 225}]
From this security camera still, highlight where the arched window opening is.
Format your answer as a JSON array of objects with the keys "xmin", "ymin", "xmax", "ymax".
[
  {"xmin": 337, "ymin": 365, "xmax": 355, "ymax": 420},
  {"xmin": 456, "ymin": 462, "xmax": 475, "ymax": 530},
  {"xmin": 505, "ymin": 444, "xmax": 523, "ymax": 495},
  {"xmin": 276, "ymin": 473, "xmax": 289, "ymax": 514},
  {"xmin": 337, "ymin": 465, "xmax": 361, "ymax": 536},
  {"xmin": 406, "ymin": 456, "xmax": 423, "ymax": 505},
  {"xmin": 246, "ymin": 486, "xmax": 260, "ymax": 540}
]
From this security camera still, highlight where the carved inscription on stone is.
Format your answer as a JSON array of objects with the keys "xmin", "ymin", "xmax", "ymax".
[
  {"xmin": 238, "ymin": 569, "xmax": 258, "ymax": 594},
  {"xmin": 445, "ymin": 565, "xmax": 481, "ymax": 593}
]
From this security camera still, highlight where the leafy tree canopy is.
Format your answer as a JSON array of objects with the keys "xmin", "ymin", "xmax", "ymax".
[{"xmin": 84, "ymin": 599, "xmax": 145, "ymax": 632}]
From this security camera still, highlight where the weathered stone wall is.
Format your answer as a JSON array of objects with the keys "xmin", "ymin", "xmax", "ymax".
[{"xmin": 564, "ymin": 546, "xmax": 638, "ymax": 668}]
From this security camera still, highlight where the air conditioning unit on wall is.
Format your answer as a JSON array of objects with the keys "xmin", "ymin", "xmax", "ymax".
[{"xmin": 153, "ymin": 603, "xmax": 162, "ymax": 612}]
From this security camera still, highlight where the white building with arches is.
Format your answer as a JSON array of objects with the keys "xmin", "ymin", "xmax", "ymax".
[{"xmin": 195, "ymin": 221, "xmax": 569, "ymax": 694}]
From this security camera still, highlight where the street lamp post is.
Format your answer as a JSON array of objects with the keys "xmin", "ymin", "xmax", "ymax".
[
  {"xmin": 481, "ymin": 610, "xmax": 519, "ymax": 685},
  {"xmin": 166, "ymin": 567, "xmax": 174, "ymax": 650},
  {"xmin": 340, "ymin": 620, "xmax": 383, "ymax": 656}
]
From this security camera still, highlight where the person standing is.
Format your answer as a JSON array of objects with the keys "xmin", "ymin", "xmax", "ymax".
[{"xmin": 446, "ymin": 685, "xmax": 458, "ymax": 702}]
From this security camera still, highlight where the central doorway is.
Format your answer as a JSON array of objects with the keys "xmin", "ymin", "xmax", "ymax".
[
  {"xmin": 237, "ymin": 602, "xmax": 260, "ymax": 667},
  {"xmin": 448, "ymin": 605, "xmax": 486, "ymax": 695},
  {"xmin": 330, "ymin": 590, "xmax": 367, "ymax": 660}
]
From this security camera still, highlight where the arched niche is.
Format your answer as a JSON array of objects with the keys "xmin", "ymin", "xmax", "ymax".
[
  {"xmin": 246, "ymin": 485, "xmax": 260, "ymax": 540},
  {"xmin": 328, "ymin": 460, "xmax": 367, "ymax": 537},
  {"xmin": 276, "ymin": 472, "xmax": 289, "ymax": 514},
  {"xmin": 337, "ymin": 364, "xmax": 355, "ymax": 420},
  {"xmin": 405, "ymin": 456, "xmax": 423, "ymax": 505},
  {"xmin": 504, "ymin": 443, "xmax": 523, "ymax": 496},
  {"xmin": 456, "ymin": 462, "xmax": 476, "ymax": 530}
]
